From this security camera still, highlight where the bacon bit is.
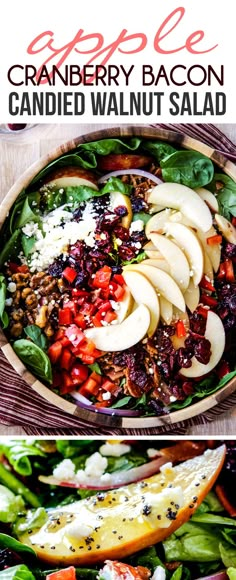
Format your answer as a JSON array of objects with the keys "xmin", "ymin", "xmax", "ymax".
[
  {"xmin": 215, "ymin": 484, "xmax": 236, "ymax": 517},
  {"xmin": 225, "ymin": 259, "xmax": 235, "ymax": 282},
  {"xmin": 200, "ymin": 276, "xmax": 215, "ymax": 292},
  {"xmin": 217, "ymin": 262, "xmax": 226, "ymax": 280},
  {"xmin": 197, "ymin": 306, "xmax": 209, "ymax": 318},
  {"xmin": 201, "ymin": 294, "xmax": 218, "ymax": 308},
  {"xmin": 207, "ymin": 234, "xmax": 222, "ymax": 245},
  {"xmin": 176, "ymin": 320, "xmax": 186, "ymax": 338}
]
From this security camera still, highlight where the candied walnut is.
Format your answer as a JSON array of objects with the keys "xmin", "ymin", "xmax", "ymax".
[
  {"xmin": 44, "ymin": 323, "xmax": 54, "ymax": 337},
  {"xmin": 12, "ymin": 290, "xmax": 21, "ymax": 306},
  {"xmin": 21, "ymin": 288, "xmax": 32, "ymax": 299},
  {"xmin": 35, "ymin": 305, "xmax": 48, "ymax": 328},
  {"xmin": 25, "ymin": 293, "xmax": 38, "ymax": 310},
  {"xmin": 12, "ymin": 272, "xmax": 30, "ymax": 287},
  {"xmin": 30, "ymin": 272, "xmax": 46, "ymax": 288},
  {"xmin": 38, "ymin": 278, "xmax": 57, "ymax": 296},
  {"xmin": 10, "ymin": 322, "xmax": 23, "ymax": 337},
  {"xmin": 12, "ymin": 308, "xmax": 24, "ymax": 322}
]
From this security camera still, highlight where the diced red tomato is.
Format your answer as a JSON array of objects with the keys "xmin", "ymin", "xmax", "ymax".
[
  {"xmin": 8, "ymin": 262, "xmax": 21, "ymax": 273},
  {"xmin": 54, "ymin": 329, "xmax": 65, "ymax": 341},
  {"xmin": 97, "ymin": 300, "xmax": 112, "ymax": 312},
  {"xmin": 59, "ymin": 308, "xmax": 73, "ymax": 326},
  {"xmin": 197, "ymin": 306, "xmax": 209, "ymax": 318},
  {"xmin": 109, "ymin": 281, "xmax": 125, "ymax": 301},
  {"xmin": 60, "ymin": 337, "xmax": 71, "ymax": 348},
  {"xmin": 60, "ymin": 372, "xmax": 75, "ymax": 394},
  {"xmin": 201, "ymin": 294, "xmax": 218, "ymax": 307},
  {"xmin": 46, "ymin": 567, "xmax": 76, "ymax": 580},
  {"xmin": 225, "ymin": 259, "xmax": 235, "ymax": 282},
  {"xmin": 79, "ymin": 354, "xmax": 97, "ymax": 364},
  {"xmin": 63, "ymin": 300, "xmax": 78, "ymax": 317},
  {"xmin": 62, "ymin": 267, "xmax": 77, "ymax": 284},
  {"xmin": 206, "ymin": 234, "xmax": 222, "ymax": 245},
  {"xmin": 104, "ymin": 310, "xmax": 117, "ymax": 323},
  {"xmin": 113, "ymin": 273, "xmax": 125, "ymax": 285},
  {"xmin": 102, "ymin": 379, "xmax": 118, "ymax": 394},
  {"xmin": 65, "ymin": 325, "xmax": 85, "ymax": 347},
  {"xmin": 92, "ymin": 312, "xmax": 103, "ymax": 327},
  {"xmin": 60, "ymin": 348, "xmax": 74, "ymax": 371},
  {"xmin": 79, "ymin": 377, "xmax": 100, "ymax": 397},
  {"xmin": 74, "ymin": 313, "xmax": 87, "ymax": 329},
  {"xmin": 18, "ymin": 264, "xmax": 30, "ymax": 273},
  {"xmin": 78, "ymin": 339, "xmax": 98, "ymax": 356},
  {"xmin": 176, "ymin": 320, "xmax": 186, "ymax": 338},
  {"xmin": 80, "ymin": 302, "xmax": 96, "ymax": 316},
  {"xmin": 92, "ymin": 265, "xmax": 112, "ymax": 289},
  {"xmin": 72, "ymin": 289, "xmax": 89, "ymax": 299},
  {"xmin": 199, "ymin": 276, "xmax": 215, "ymax": 292},
  {"xmin": 95, "ymin": 400, "xmax": 111, "ymax": 408},
  {"xmin": 217, "ymin": 262, "xmax": 226, "ymax": 280},
  {"xmin": 98, "ymin": 560, "xmax": 150, "ymax": 580},
  {"xmin": 48, "ymin": 342, "xmax": 63, "ymax": 364},
  {"xmin": 90, "ymin": 371, "xmax": 102, "ymax": 385},
  {"xmin": 71, "ymin": 363, "xmax": 89, "ymax": 385}
]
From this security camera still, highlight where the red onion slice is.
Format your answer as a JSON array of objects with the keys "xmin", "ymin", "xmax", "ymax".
[
  {"xmin": 39, "ymin": 456, "xmax": 167, "ymax": 490},
  {"xmin": 195, "ymin": 572, "xmax": 228, "ymax": 580},
  {"xmin": 71, "ymin": 392, "xmax": 142, "ymax": 417},
  {"xmin": 98, "ymin": 169, "xmax": 163, "ymax": 185}
]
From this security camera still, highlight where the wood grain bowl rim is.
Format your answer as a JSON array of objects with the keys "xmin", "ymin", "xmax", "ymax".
[{"xmin": 0, "ymin": 125, "xmax": 235, "ymax": 429}]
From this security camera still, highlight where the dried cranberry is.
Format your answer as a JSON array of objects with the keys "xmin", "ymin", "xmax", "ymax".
[
  {"xmin": 114, "ymin": 205, "xmax": 128, "ymax": 217},
  {"xmin": 113, "ymin": 225, "xmax": 130, "ymax": 241},
  {"xmin": 194, "ymin": 338, "xmax": 211, "ymax": 364},
  {"xmin": 182, "ymin": 381, "xmax": 194, "ymax": 395},
  {"xmin": 229, "ymin": 295, "xmax": 236, "ymax": 315},
  {"xmin": 189, "ymin": 311, "xmax": 206, "ymax": 335},
  {"xmin": 0, "ymin": 549, "xmax": 23, "ymax": 570},
  {"xmin": 176, "ymin": 348, "xmax": 193, "ymax": 368},
  {"xmin": 224, "ymin": 243, "xmax": 236, "ymax": 260},
  {"xmin": 131, "ymin": 195, "xmax": 147, "ymax": 212},
  {"xmin": 149, "ymin": 400, "xmax": 168, "ymax": 415},
  {"xmin": 48, "ymin": 260, "xmax": 63, "ymax": 277},
  {"xmin": 118, "ymin": 246, "xmax": 136, "ymax": 261},
  {"xmin": 75, "ymin": 271, "xmax": 88, "ymax": 287}
]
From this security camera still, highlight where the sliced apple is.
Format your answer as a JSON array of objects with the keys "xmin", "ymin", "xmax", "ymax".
[
  {"xmin": 44, "ymin": 166, "xmax": 98, "ymax": 190},
  {"xmin": 203, "ymin": 249, "xmax": 214, "ymax": 284},
  {"xmin": 149, "ymin": 203, "xmax": 166, "ymax": 214},
  {"xmin": 149, "ymin": 232, "xmax": 190, "ymax": 291},
  {"xmin": 142, "ymin": 258, "xmax": 170, "ymax": 274},
  {"xmin": 109, "ymin": 191, "xmax": 133, "ymax": 228},
  {"xmin": 145, "ymin": 208, "xmax": 172, "ymax": 238},
  {"xmin": 116, "ymin": 289, "xmax": 133, "ymax": 324},
  {"xmin": 195, "ymin": 187, "xmax": 219, "ymax": 213},
  {"xmin": 165, "ymin": 222, "xmax": 204, "ymax": 286},
  {"xmin": 180, "ymin": 311, "xmax": 225, "ymax": 378},
  {"xmin": 84, "ymin": 304, "xmax": 150, "ymax": 351},
  {"xmin": 159, "ymin": 295, "xmax": 173, "ymax": 324},
  {"xmin": 197, "ymin": 226, "xmax": 221, "ymax": 272},
  {"xmin": 123, "ymin": 264, "xmax": 186, "ymax": 312},
  {"xmin": 215, "ymin": 214, "xmax": 236, "ymax": 245},
  {"xmin": 184, "ymin": 279, "xmax": 200, "ymax": 313},
  {"xmin": 149, "ymin": 183, "xmax": 212, "ymax": 232},
  {"xmin": 144, "ymin": 242, "xmax": 165, "ymax": 261},
  {"xmin": 18, "ymin": 446, "xmax": 226, "ymax": 566},
  {"xmin": 122, "ymin": 270, "xmax": 160, "ymax": 336}
]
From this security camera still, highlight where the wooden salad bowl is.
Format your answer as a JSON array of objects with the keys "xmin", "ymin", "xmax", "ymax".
[{"xmin": 0, "ymin": 125, "xmax": 235, "ymax": 428}]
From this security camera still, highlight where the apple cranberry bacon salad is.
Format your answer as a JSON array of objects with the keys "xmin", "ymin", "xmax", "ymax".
[
  {"xmin": 0, "ymin": 439, "xmax": 236, "ymax": 580},
  {"xmin": 0, "ymin": 136, "xmax": 236, "ymax": 414}
]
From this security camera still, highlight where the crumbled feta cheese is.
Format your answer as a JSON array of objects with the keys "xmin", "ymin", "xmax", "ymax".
[
  {"xmin": 151, "ymin": 566, "xmax": 166, "ymax": 580},
  {"xmin": 99, "ymin": 442, "xmax": 131, "ymax": 457},
  {"xmin": 130, "ymin": 219, "xmax": 144, "ymax": 233},
  {"xmin": 65, "ymin": 521, "xmax": 94, "ymax": 539},
  {"xmin": 147, "ymin": 448, "xmax": 159, "ymax": 459},
  {"xmin": 102, "ymin": 391, "xmax": 111, "ymax": 401},
  {"xmin": 115, "ymin": 238, "xmax": 123, "ymax": 246},
  {"xmin": 7, "ymin": 282, "xmax": 16, "ymax": 293},
  {"xmin": 84, "ymin": 452, "xmax": 108, "ymax": 477},
  {"xmin": 169, "ymin": 395, "xmax": 177, "ymax": 403},
  {"xmin": 160, "ymin": 462, "xmax": 173, "ymax": 476},
  {"xmin": 5, "ymin": 298, "xmax": 13, "ymax": 307},
  {"xmin": 53, "ymin": 459, "xmax": 76, "ymax": 481}
]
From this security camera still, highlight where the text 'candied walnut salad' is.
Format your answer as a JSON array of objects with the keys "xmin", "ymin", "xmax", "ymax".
[{"xmin": 0, "ymin": 136, "xmax": 235, "ymax": 416}]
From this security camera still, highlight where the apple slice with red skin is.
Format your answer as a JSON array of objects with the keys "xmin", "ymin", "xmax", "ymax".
[
  {"xmin": 44, "ymin": 166, "xmax": 99, "ymax": 190},
  {"xmin": 97, "ymin": 154, "xmax": 152, "ymax": 171}
]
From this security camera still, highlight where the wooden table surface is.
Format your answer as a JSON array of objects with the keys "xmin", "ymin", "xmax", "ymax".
[{"xmin": 0, "ymin": 122, "xmax": 235, "ymax": 437}]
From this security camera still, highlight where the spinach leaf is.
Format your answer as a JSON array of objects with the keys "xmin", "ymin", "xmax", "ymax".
[
  {"xmin": 0, "ymin": 274, "xmax": 9, "ymax": 329},
  {"xmin": 88, "ymin": 362, "xmax": 102, "ymax": 375},
  {"xmin": 31, "ymin": 137, "xmax": 142, "ymax": 184},
  {"xmin": 143, "ymin": 140, "xmax": 177, "ymax": 162},
  {"xmin": 131, "ymin": 545, "xmax": 165, "ymax": 573},
  {"xmin": 99, "ymin": 177, "xmax": 132, "ymax": 195},
  {"xmin": 164, "ymin": 531, "xmax": 221, "ymax": 562},
  {"xmin": 121, "ymin": 251, "xmax": 147, "ymax": 265},
  {"xmin": 24, "ymin": 326, "xmax": 48, "ymax": 352},
  {"xmin": 208, "ymin": 174, "xmax": 236, "ymax": 219},
  {"xmin": 170, "ymin": 371, "xmax": 236, "ymax": 410},
  {"xmin": 111, "ymin": 396, "xmax": 132, "ymax": 409},
  {"xmin": 0, "ymin": 484, "xmax": 25, "ymax": 523},
  {"xmin": 195, "ymin": 491, "xmax": 224, "ymax": 514},
  {"xmin": 43, "ymin": 188, "xmax": 65, "ymax": 212},
  {"xmin": 14, "ymin": 197, "xmax": 41, "ymax": 229},
  {"xmin": 21, "ymin": 235, "xmax": 36, "ymax": 257},
  {"xmin": 62, "ymin": 177, "xmax": 131, "ymax": 206},
  {"xmin": 133, "ymin": 212, "xmax": 151, "ymax": 224},
  {"xmin": 0, "ymin": 564, "xmax": 36, "ymax": 580},
  {"xmin": 13, "ymin": 339, "xmax": 52, "ymax": 384},
  {"xmin": 0, "ymin": 439, "xmax": 46, "ymax": 476},
  {"xmin": 13, "ymin": 507, "xmax": 47, "ymax": 534},
  {"xmin": 228, "ymin": 568, "xmax": 236, "ymax": 580},
  {"xmin": 56, "ymin": 440, "xmax": 94, "ymax": 458},
  {"xmin": 161, "ymin": 151, "xmax": 214, "ymax": 188},
  {"xmin": 0, "ymin": 229, "xmax": 22, "ymax": 267},
  {"xmin": 0, "ymin": 534, "xmax": 36, "ymax": 559},
  {"xmin": 191, "ymin": 514, "xmax": 236, "ymax": 527},
  {"xmin": 220, "ymin": 542, "xmax": 236, "ymax": 567}
]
